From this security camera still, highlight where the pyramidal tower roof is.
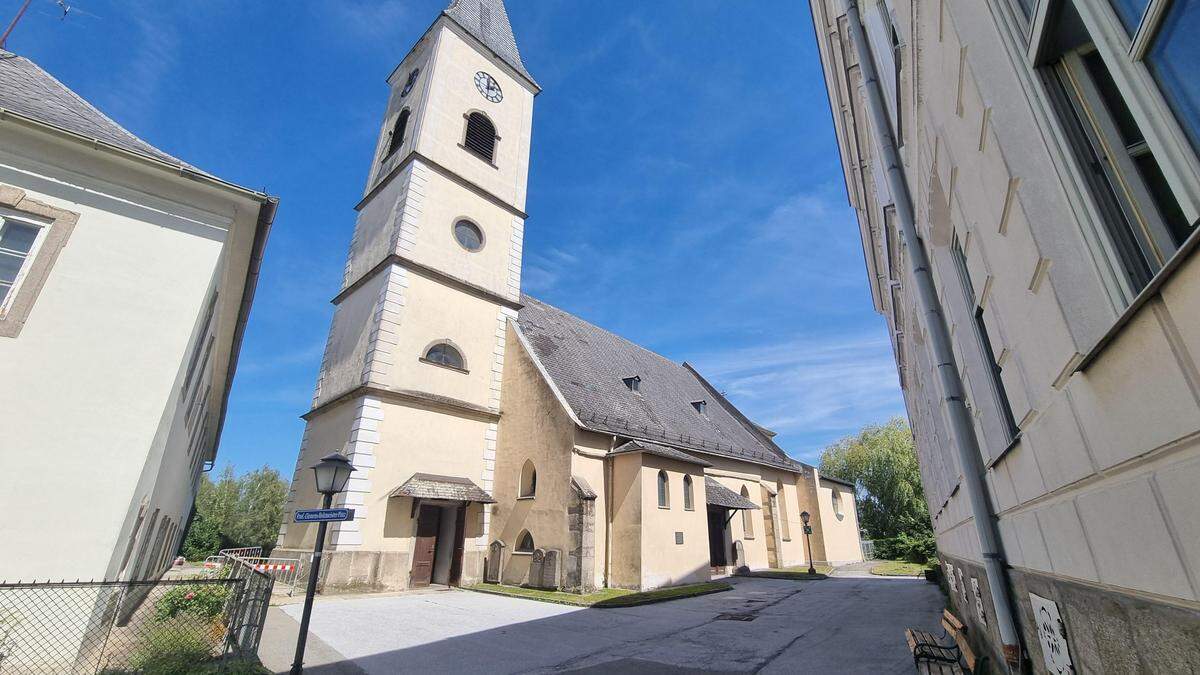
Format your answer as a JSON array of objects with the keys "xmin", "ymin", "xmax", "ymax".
[{"xmin": 443, "ymin": 0, "xmax": 535, "ymax": 86}]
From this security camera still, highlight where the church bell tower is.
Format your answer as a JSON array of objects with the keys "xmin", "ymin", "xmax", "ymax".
[{"xmin": 277, "ymin": 0, "xmax": 537, "ymax": 590}]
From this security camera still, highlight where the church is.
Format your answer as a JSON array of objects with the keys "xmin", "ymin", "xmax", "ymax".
[{"xmin": 276, "ymin": 0, "xmax": 862, "ymax": 593}]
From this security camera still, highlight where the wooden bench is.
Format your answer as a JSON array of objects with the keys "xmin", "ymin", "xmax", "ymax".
[{"xmin": 905, "ymin": 609, "xmax": 976, "ymax": 674}]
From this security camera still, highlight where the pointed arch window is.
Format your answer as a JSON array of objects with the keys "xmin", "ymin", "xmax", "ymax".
[
  {"xmin": 423, "ymin": 342, "xmax": 465, "ymax": 370},
  {"xmin": 657, "ymin": 470, "xmax": 670, "ymax": 509},
  {"xmin": 463, "ymin": 112, "xmax": 497, "ymax": 163},
  {"xmin": 519, "ymin": 460, "xmax": 537, "ymax": 498},
  {"xmin": 385, "ymin": 109, "xmax": 410, "ymax": 158},
  {"xmin": 740, "ymin": 486, "xmax": 755, "ymax": 539},
  {"xmin": 683, "ymin": 475, "xmax": 694, "ymax": 511},
  {"xmin": 516, "ymin": 530, "xmax": 534, "ymax": 553}
]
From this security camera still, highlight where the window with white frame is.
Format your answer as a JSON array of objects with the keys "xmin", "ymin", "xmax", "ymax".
[
  {"xmin": 1031, "ymin": 0, "xmax": 1198, "ymax": 296},
  {"xmin": 0, "ymin": 216, "xmax": 45, "ymax": 312}
]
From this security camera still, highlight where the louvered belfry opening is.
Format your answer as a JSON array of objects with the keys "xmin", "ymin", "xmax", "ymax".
[
  {"xmin": 386, "ymin": 109, "xmax": 410, "ymax": 157},
  {"xmin": 464, "ymin": 112, "xmax": 496, "ymax": 162}
]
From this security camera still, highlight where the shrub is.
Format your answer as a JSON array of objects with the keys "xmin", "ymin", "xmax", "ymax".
[
  {"xmin": 154, "ymin": 583, "xmax": 230, "ymax": 622},
  {"xmin": 874, "ymin": 533, "xmax": 937, "ymax": 564}
]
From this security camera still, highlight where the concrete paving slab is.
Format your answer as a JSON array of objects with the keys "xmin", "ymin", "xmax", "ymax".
[{"xmin": 260, "ymin": 576, "xmax": 943, "ymax": 674}]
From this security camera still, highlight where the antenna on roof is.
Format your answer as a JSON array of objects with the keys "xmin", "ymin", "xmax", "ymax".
[{"xmin": 0, "ymin": 0, "xmax": 33, "ymax": 50}]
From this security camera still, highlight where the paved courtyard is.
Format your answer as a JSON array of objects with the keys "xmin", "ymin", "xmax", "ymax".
[{"xmin": 260, "ymin": 576, "xmax": 942, "ymax": 674}]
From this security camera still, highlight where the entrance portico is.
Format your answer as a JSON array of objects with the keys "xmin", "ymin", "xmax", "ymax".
[
  {"xmin": 389, "ymin": 473, "xmax": 496, "ymax": 588},
  {"xmin": 704, "ymin": 477, "xmax": 759, "ymax": 574}
]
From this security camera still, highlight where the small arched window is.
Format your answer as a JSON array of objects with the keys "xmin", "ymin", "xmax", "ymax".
[
  {"xmin": 463, "ymin": 112, "xmax": 497, "ymax": 162},
  {"xmin": 516, "ymin": 530, "xmax": 534, "ymax": 553},
  {"xmin": 385, "ymin": 109, "xmax": 410, "ymax": 157},
  {"xmin": 832, "ymin": 489, "xmax": 844, "ymax": 519},
  {"xmin": 424, "ymin": 343, "xmax": 464, "ymax": 370},
  {"xmin": 657, "ymin": 470, "xmax": 670, "ymax": 509},
  {"xmin": 683, "ymin": 475, "xmax": 694, "ymax": 511},
  {"xmin": 519, "ymin": 460, "xmax": 537, "ymax": 498},
  {"xmin": 454, "ymin": 220, "xmax": 484, "ymax": 252},
  {"xmin": 741, "ymin": 486, "xmax": 755, "ymax": 538}
]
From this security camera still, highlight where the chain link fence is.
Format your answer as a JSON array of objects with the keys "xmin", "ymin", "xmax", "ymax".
[{"xmin": 0, "ymin": 561, "xmax": 272, "ymax": 674}]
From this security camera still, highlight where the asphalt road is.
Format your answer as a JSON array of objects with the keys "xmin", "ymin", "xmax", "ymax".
[{"xmin": 260, "ymin": 576, "xmax": 943, "ymax": 674}]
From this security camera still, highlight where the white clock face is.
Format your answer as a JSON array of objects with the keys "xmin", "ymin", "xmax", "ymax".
[{"xmin": 474, "ymin": 71, "xmax": 503, "ymax": 103}]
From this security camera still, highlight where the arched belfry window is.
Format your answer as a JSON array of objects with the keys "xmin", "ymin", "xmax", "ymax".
[
  {"xmin": 683, "ymin": 475, "xmax": 694, "ymax": 511},
  {"xmin": 657, "ymin": 470, "xmax": 670, "ymax": 509},
  {"xmin": 423, "ymin": 342, "xmax": 464, "ymax": 370},
  {"xmin": 519, "ymin": 460, "xmax": 537, "ymax": 498},
  {"xmin": 516, "ymin": 530, "xmax": 534, "ymax": 553},
  {"xmin": 385, "ymin": 109, "xmax": 410, "ymax": 158},
  {"xmin": 463, "ymin": 112, "xmax": 497, "ymax": 163},
  {"xmin": 741, "ymin": 486, "xmax": 755, "ymax": 538}
]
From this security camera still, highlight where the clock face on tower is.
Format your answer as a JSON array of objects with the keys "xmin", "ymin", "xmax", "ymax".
[{"xmin": 474, "ymin": 71, "xmax": 503, "ymax": 103}]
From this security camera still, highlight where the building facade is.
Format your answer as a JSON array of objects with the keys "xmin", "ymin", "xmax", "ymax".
[
  {"xmin": 277, "ymin": 0, "xmax": 862, "ymax": 593},
  {"xmin": 0, "ymin": 50, "xmax": 276, "ymax": 583},
  {"xmin": 810, "ymin": 0, "xmax": 1200, "ymax": 671}
]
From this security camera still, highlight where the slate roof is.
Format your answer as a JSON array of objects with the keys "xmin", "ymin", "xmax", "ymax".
[
  {"xmin": 443, "ymin": 0, "xmax": 536, "ymax": 86},
  {"xmin": 517, "ymin": 295, "xmax": 806, "ymax": 473},
  {"xmin": 705, "ymin": 477, "xmax": 760, "ymax": 510},
  {"xmin": 0, "ymin": 50, "xmax": 189, "ymax": 167},
  {"xmin": 389, "ymin": 473, "xmax": 497, "ymax": 503},
  {"xmin": 610, "ymin": 440, "xmax": 712, "ymax": 467}
]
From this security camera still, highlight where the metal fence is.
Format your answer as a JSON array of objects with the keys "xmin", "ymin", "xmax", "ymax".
[
  {"xmin": 860, "ymin": 540, "xmax": 877, "ymax": 560},
  {"xmin": 0, "ymin": 561, "xmax": 273, "ymax": 674}
]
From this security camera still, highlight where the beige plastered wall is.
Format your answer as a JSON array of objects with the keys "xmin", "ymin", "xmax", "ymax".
[
  {"xmin": 816, "ymin": 481, "xmax": 863, "ymax": 565},
  {"xmin": 637, "ymin": 457, "xmax": 711, "ymax": 590},
  {"xmin": 572, "ymin": 430, "xmax": 611, "ymax": 589},
  {"xmin": 491, "ymin": 326, "xmax": 575, "ymax": 585}
]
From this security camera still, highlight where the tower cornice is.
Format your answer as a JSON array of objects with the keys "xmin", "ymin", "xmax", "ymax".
[{"xmin": 357, "ymin": 151, "xmax": 528, "ymax": 220}]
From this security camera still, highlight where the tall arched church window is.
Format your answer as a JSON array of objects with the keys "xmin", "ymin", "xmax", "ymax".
[
  {"xmin": 385, "ymin": 109, "xmax": 410, "ymax": 158},
  {"xmin": 657, "ymin": 470, "xmax": 670, "ymax": 509},
  {"xmin": 777, "ymin": 481, "xmax": 791, "ymax": 540},
  {"xmin": 519, "ymin": 460, "xmax": 537, "ymax": 498},
  {"xmin": 423, "ymin": 342, "xmax": 464, "ymax": 370},
  {"xmin": 516, "ymin": 530, "xmax": 534, "ymax": 553},
  {"xmin": 683, "ymin": 475, "xmax": 694, "ymax": 511},
  {"xmin": 741, "ymin": 486, "xmax": 755, "ymax": 538},
  {"xmin": 463, "ymin": 112, "xmax": 497, "ymax": 163}
]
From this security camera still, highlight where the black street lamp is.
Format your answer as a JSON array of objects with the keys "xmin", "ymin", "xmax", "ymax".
[
  {"xmin": 800, "ymin": 511, "xmax": 816, "ymax": 575},
  {"xmin": 291, "ymin": 452, "xmax": 354, "ymax": 675}
]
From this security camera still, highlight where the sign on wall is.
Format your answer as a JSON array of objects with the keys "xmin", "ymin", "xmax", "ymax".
[
  {"xmin": 1030, "ymin": 593, "xmax": 1074, "ymax": 673},
  {"xmin": 970, "ymin": 577, "xmax": 987, "ymax": 626}
]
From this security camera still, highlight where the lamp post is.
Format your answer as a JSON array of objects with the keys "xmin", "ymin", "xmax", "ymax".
[
  {"xmin": 290, "ymin": 452, "xmax": 354, "ymax": 675},
  {"xmin": 800, "ymin": 511, "xmax": 816, "ymax": 575}
]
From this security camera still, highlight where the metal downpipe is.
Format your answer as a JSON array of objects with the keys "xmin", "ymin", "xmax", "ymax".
[{"xmin": 839, "ymin": 0, "xmax": 1023, "ymax": 666}]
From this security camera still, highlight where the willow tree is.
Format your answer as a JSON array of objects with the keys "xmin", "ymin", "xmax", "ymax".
[{"xmin": 819, "ymin": 417, "xmax": 931, "ymax": 541}]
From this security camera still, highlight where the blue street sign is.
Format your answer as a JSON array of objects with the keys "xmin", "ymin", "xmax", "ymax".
[{"xmin": 294, "ymin": 508, "xmax": 355, "ymax": 523}]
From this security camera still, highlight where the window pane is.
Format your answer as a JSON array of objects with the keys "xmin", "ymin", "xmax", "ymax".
[
  {"xmin": 0, "ymin": 221, "xmax": 39, "ymax": 255},
  {"xmin": 1110, "ymin": 0, "xmax": 1151, "ymax": 36},
  {"xmin": 1134, "ymin": 152, "xmax": 1194, "ymax": 245},
  {"xmin": 1146, "ymin": 0, "xmax": 1200, "ymax": 156},
  {"xmin": 0, "ymin": 252, "xmax": 24, "ymax": 284},
  {"xmin": 454, "ymin": 220, "xmax": 483, "ymax": 251}
]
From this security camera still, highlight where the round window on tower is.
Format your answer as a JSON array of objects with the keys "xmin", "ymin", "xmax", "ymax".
[{"xmin": 453, "ymin": 219, "xmax": 484, "ymax": 252}]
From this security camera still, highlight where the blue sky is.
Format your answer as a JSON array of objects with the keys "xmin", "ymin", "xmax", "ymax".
[{"xmin": 9, "ymin": 0, "xmax": 904, "ymax": 473}]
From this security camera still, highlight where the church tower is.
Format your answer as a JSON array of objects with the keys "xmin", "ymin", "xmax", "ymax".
[{"xmin": 277, "ymin": 0, "xmax": 537, "ymax": 590}]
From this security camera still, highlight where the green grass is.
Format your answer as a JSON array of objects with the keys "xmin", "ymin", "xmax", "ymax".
[
  {"xmin": 465, "ymin": 581, "xmax": 731, "ymax": 607},
  {"xmin": 870, "ymin": 560, "xmax": 933, "ymax": 576}
]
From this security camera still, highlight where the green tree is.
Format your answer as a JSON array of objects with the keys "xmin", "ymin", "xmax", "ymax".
[
  {"xmin": 819, "ymin": 417, "xmax": 933, "ymax": 542},
  {"xmin": 180, "ymin": 465, "xmax": 289, "ymax": 559}
]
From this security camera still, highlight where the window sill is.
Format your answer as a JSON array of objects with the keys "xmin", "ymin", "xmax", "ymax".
[
  {"xmin": 516, "ymin": 495, "xmax": 535, "ymax": 501},
  {"xmin": 684, "ymin": 507, "xmax": 694, "ymax": 512},
  {"xmin": 419, "ymin": 357, "xmax": 469, "ymax": 374},
  {"xmin": 1076, "ymin": 226, "xmax": 1200, "ymax": 373},
  {"xmin": 512, "ymin": 551, "xmax": 533, "ymax": 556},
  {"xmin": 458, "ymin": 143, "xmax": 500, "ymax": 170},
  {"xmin": 658, "ymin": 505, "xmax": 670, "ymax": 510}
]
